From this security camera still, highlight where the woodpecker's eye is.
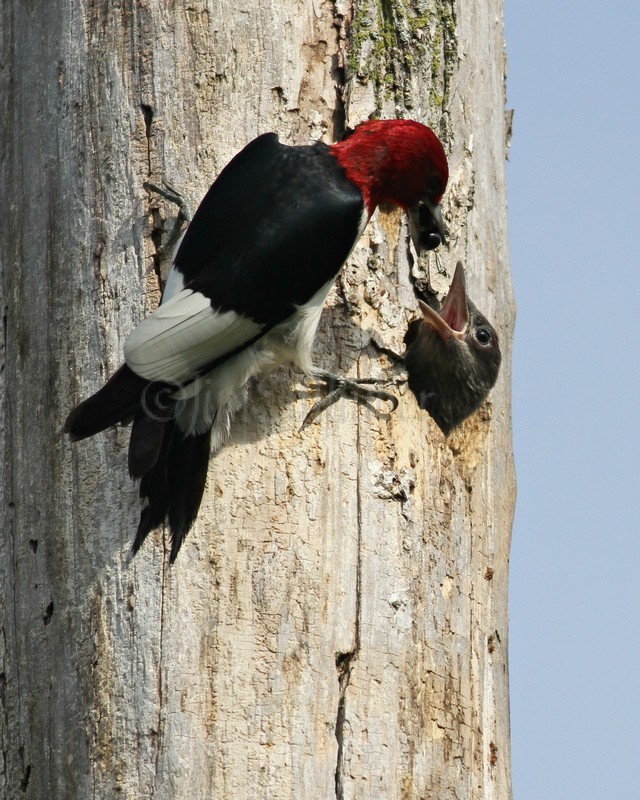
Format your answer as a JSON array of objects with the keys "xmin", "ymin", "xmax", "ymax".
[
  {"xmin": 427, "ymin": 177, "xmax": 443, "ymax": 197},
  {"xmin": 474, "ymin": 327, "xmax": 493, "ymax": 346}
]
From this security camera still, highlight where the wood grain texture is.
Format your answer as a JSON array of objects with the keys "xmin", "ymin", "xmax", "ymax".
[{"xmin": 0, "ymin": 1, "xmax": 515, "ymax": 798}]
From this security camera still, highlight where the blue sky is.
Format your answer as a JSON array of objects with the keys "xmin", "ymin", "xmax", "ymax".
[{"xmin": 506, "ymin": 2, "xmax": 640, "ymax": 798}]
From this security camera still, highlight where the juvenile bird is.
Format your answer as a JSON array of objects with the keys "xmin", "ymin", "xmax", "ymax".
[
  {"xmin": 66, "ymin": 119, "xmax": 449, "ymax": 561},
  {"xmin": 404, "ymin": 262, "xmax": 501, "ymax": 435}
]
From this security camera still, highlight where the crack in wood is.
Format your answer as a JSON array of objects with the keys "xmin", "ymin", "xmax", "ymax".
[
  {"xmin": 335, "ymin": 397, "xmax": 364, "ymax": 799},
  {"xmin": 140, "ymin": 103, "xmax": 154, "ymax": 176},
  {"xmin": 334, "ymin": 648, "xmax": 356, "ymax": 800},
  {"xmin": 150, "ymin": 564, "xmax": 167, "ymax": 798},
  {"xmin": 43, "ymin": 601, "xmax": 54, "ymax": 627},
  {"xmin": 18, "ymin": 747, "xmax": 30, "ymax": 793}
]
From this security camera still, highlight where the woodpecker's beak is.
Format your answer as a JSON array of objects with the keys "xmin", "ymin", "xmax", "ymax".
[
  {"xmin": 417, "ymin": 262, "xmax": 469, "ymax": 342},
  {"xmin": 408, "ymin": 200, "xmax": 448, "ymax": 253}
]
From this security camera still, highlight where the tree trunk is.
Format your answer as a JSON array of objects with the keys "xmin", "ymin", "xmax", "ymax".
[{"xmin": 0, "ymin": 1, "xmax": 515, "ymax": 798}]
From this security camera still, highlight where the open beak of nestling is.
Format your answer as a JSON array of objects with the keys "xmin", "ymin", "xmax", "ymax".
[
  {"xmin": 417, "ymin": 261, "xmax": 469, "ymax": 342},
  {"xmin": 408, "ymin": 199, "xmax": 448, "ymax": 253}
]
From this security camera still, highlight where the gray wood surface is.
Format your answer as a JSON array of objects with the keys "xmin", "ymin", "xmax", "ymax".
[{"xmin": 0, "ymin": 1, "xmax": 515, "ymax": 797}]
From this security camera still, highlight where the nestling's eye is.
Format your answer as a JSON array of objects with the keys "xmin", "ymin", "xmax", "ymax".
[{"xmin": 474, "ymin": 326, "xmax": 493, "ymax": 346}]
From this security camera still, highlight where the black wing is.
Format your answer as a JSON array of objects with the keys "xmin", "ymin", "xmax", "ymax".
[{"xmin": 174, "ymin": 133, "xmax": 365, "ymax": 325}]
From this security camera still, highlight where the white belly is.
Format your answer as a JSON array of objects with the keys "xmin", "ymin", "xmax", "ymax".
[{"xmin": 174, "ymin": 278, "xmax": 335, "ymax": 442}]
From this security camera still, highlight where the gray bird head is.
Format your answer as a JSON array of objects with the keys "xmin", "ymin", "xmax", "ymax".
[{"xmin": 404, "ymin": 261, "xmax": 501, "ymax": 435}]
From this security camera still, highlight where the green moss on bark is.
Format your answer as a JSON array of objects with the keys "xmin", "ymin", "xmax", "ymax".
[{"xmin": 347, "ymin": 0, "xmax": 457, "ymax": 137}]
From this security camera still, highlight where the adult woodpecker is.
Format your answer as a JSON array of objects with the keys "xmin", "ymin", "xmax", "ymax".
[
  {"xmin": 404, "ymin": 262, "xmax": 501, "ymax": 435},
  {"xmin": 65, "ymin": 119, "xmax": 449, "ymax": 561}
]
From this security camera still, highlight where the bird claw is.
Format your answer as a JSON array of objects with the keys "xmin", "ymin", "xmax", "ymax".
[
  {"xmin": 143, "ymin": 180, "xmax": 191, "ymax": 259},
  {"xmin": 301, "ymin": 373, "xmax": 400, "ymax": 429},
  {"xmin": 143, "ymin": 180, "xmax": 191, "ymax": 218}
]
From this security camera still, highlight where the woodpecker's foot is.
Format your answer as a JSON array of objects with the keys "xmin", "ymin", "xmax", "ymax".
[
  {"xmin": 144, "ymin": 180, "xmax": 191, "ymax": 259},
  {"xmin": 302, "ymin": 371, "xmax": 401, "ymax": 428}
]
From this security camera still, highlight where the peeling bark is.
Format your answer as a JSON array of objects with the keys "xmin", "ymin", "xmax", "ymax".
[{"xmin": 0, "ymin": 1, "xmax": 514, "ymax": 798}]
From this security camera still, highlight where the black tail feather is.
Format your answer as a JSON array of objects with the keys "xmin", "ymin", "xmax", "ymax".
[
  {"xmin": 65, "ymin": 365, "xmax": 149, "ymax": 441},
  {"xmin": 67, "ymin": 364, "xmax": 211, "ymax": 563},
  {"xmin": 132, "ymin": 424, "xmax": 174, "ymax": 556},
  {"xmin": 132, "ymin": 421, "xmax": 212, "ymax": 562},
  {"xmin": 128, "ymin": 393, "xmax": 176, "ymax": 478},
  {"xmin": 167, "ymin": 428, "xmax": 212, "ymax": 563}
]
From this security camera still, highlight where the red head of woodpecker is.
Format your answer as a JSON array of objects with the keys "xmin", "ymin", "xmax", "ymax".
[
  {"xmin": 404, "ymin": 262, "xmax": 501, "ymax": 435},
  {"xmin": 65, "ymin": 119, "xmax": 449, "ymax": 561},
  {"xmin": 332, "ymin": 119, "xmax": 448, "ymax": 251}
]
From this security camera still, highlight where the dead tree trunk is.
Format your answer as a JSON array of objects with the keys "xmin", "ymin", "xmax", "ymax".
[{"xmin": 0, "ymin": 1, "xmax": 515, "ymax": 798}]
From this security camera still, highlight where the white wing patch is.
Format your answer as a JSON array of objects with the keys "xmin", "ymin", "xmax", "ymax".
[{"xmin": 124, "ymin": 288, "xmax": 263, "ymax": 383}]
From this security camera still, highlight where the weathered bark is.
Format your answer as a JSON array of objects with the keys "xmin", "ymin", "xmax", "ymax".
[{"xmin": 0, "ymin": 1, "xmax": 514, "ymax": 798}]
